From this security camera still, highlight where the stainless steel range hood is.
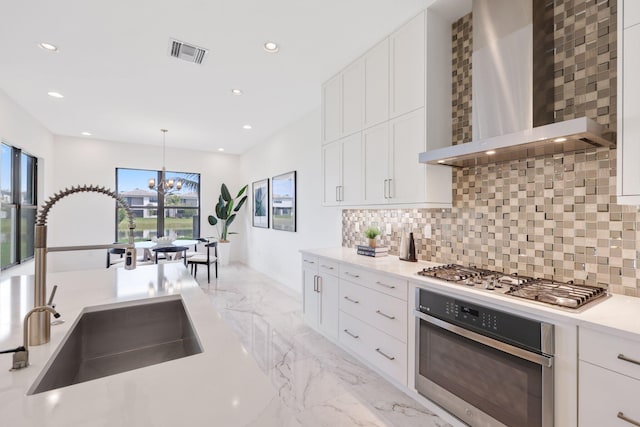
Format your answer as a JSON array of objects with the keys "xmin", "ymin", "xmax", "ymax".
[{"xmin": 420, "ymin": 0, "xmax": 616, "ymax": 168}]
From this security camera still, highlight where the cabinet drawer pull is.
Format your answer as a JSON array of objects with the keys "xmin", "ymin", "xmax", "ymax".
[
  {"xmin": 618, "ymin": 354, "xmax": 640, "ymax": 366},
  {"xmin": 321, "ymin": 264, "xmax": 335, "ymax": 270},
  {"xmin": 343, "ymin": 296, "xmax": 359, "ymax": 304},
  {"xmin": 344, "ymin": 272, "xmax": 360, "ymax": 278},
  {"xmin": 375, "ymin": 281, "xmax": 396, "ymax": 289},
  {"xmin": 376, "ymin": 310, "xmax": 396, "ymax": 320},
  {"xmin": 618, "ymin": 412, "xmax": 640, "ymax": 427},
  {"xmin": 304, "ymin": 259, "xmax": 315, "ymax": 264},
  {"xmin": 343, "ymin": 329, "xmax": 359, "ymax": 339},
  {"xmin": 375, "ymin": 348, "xmax": 395, "ymax": 361},
  {"xmin": 313, "ymin": 275, "xmax": 318, "ymax": 292}
]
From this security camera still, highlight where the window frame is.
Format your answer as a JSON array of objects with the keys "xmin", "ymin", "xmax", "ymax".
[
  {"xmin": 1, "ymin": 142, "xmax": 38, "ymax": 270},
  {"xmin": 115, "ymin": 167, "xmax": 201, "ymax": 241}
]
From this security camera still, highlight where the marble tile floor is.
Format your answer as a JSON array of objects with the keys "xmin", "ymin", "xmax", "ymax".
[{"xmin": 193, "ymin": 263, "xmax": 456, "ymax": 427}]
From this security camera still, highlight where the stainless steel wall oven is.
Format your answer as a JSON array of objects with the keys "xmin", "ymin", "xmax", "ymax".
[{"xmin": 415, "ymin": 288, "xmax": 554, "ymax": 427}]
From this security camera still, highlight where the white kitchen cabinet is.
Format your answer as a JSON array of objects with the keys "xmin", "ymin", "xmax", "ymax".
[
  {"xmin": 301, "ymin": 255, "xmax": 340, "ymax": 340},
  {"xmin": 390, "ymin": 11, "xmax": 425, "ymax": 118},
  {"xmin": 578, "ymin": 326, "xmax": 640, "ymax": 426},
  {"xmin": 364, "ymin": 38, "xmax": 389, "ymax": 128},
  {"xmin": 618, "ymin": 1, "xmax": 640, "ymax": 204},
  {"xmin": 322, "ymin": 74, "xmax": 342, "ymax": 144},
  {"xmin": 322, "ymin": 133, "xmax": 362, "ymax": 206},
  {"xmin": 625, "ymin": 0, "xmax": 640, "ymax": 29},
  {"xmin": 389, "ymin": 108, "xmax": 426, "ymax": 203},
  {"xmin": 342, "ymin": 60, "xmax": 364, "ymax": 136},
  {"xmin": 363, "ymin": 122, "xmax": 390, "ymax": 204}
]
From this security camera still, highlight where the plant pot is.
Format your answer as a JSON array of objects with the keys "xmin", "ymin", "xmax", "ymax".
[
  {"xmin": 368, "ymin": 238, "xmax": 377, "ymax": 248},
  {"xmin": 217, "ymin": 241, "xmax": 231, "ymax": 266}
]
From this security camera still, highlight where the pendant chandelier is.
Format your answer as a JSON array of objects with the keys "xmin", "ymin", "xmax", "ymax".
[{"xmin": 148, "ymin": 129, "xmax": 182, "ymax": 191}]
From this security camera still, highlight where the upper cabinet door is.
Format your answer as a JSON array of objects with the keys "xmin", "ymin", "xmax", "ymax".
[
  {"xmin": 619, "ymin": 24, "xmax": 640, "ymax": 201},
  {"xmin": 390, "ymin": 11, "xmax": 425, "ymax": 118},
  {"xmin": 364, "ymin": 39, "xmax": 390, "ymax": 128},
  {"xmin": 389, "ymin": 108, "xmax": 425, "ymax": 203},
  {"xmin": 322, "ymin": 140, "xmax": 342, "ymax": 206},
  {"xmin": 322, "ymin": 74, "xmax": 342, "ymax": 143},
  {"xmin": 342, "ymin": 60, "xmax": 364, "ymax": 136},
  {"xmin": 625, "ymin": 0, "xmax": 640, "ymax": 29},
  {"xmin": 363, "ymin": 122, "xmax": 390, "ymax": 205},
  {"xmin": 341, "ymin": 133, "xmax": 363, "ymax": 204}
]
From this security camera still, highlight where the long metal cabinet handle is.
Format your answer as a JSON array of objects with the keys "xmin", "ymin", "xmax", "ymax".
[
  {"xmin": 387, "ymin": 178, "xmax": 393, "ymax": 198},
  {"xmin": 376, "ymin": 310, "xmax": 395, "ymax": 320},
  {"xmin": 303, "ymin": 259, "xmax": 315, "ymax": 264},
  {"xmin": 335, "ymin": 186, "xmax": 339, "ymax": 202},
  {"xmin": 618, "ymin": 412, "xmax": 640, "ymax": 427},
  {"xmin": 320, "ymin": 264, "xmax": 334, "ymax": 270},
  {"xmin": 343, "ymin": 329, "xmax": 359, "ymax": 339},
  {"xmin": 375, "ymin": 281, "xmax": 396, "ymax": 289},
  {"xmin": 316, "ymin": 276, "xmax": 322, "ymax": 293},
  {"xmin": 313, "ymin": 275, "xmax": 317, "ymax": 292},
  {"xmin": 343, "ymin": 296, "xmax": 359, "ymax": 304},
  {"xmin": 414, "ymin": 310, "xmax": 554, "ymax": 367},
  {"xmin": 383, "ymin": 179, "xmax": 388, "ymax": 199},
  {"xmin": 375, "ymin": 348, "xmax": 395, "ymax": 361},
  {"xmin": 344, "ymin": 272, "xmax": 360, "ymax": 278},
  {"xmin": 618, "ymin": 354, "xmax": 640, "ymax": 366}
]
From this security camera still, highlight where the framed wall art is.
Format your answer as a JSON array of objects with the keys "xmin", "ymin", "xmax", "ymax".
[
  {"xmin": 252, "ymin": 178, "xmax": 269, "ymax": 228},
  {"xmin": 271, "ymin": 171, "xmax": 296, "ymax": 232}
]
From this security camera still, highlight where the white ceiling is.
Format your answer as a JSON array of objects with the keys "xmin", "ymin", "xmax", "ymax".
[{"xmin": 0, "ymin": 0, "xmax": 436, "ymax": 154}]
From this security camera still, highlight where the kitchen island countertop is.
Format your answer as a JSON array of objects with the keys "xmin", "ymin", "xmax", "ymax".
[{"xmin": 0, "ymin": 263, "xmax": 276, "ymax": 426}]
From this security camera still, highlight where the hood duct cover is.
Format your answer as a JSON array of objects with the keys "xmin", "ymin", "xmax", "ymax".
[{"xmin": 420, "ymin": 0, "xmax": 615, "ymax": 168}]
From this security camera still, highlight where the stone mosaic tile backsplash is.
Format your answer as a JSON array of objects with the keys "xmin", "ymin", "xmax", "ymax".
[
  {"xmin": 343, "ymin": 147, "xmax": 640, "ymax": 297},
  {"xmin": 344, "ymin": 0, "xmax": 636, "ymax": 296}
]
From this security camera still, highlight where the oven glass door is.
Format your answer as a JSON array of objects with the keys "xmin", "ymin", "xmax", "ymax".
[{"xmin": 418, "ymin": 318, "xmax": 546, "ymax": 427}]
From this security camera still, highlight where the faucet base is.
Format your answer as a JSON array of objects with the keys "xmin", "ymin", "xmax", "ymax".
[{"xmin": 29, "ymin": 311, "xmax": 51, "ymax": 346}]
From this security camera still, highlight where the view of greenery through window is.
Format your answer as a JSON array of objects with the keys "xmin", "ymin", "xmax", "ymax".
[
  {"xmin": 1, "ymin": 143, "xmax": 37, "ymax": 269},
  {"xmin": 115, "ymin": 168, "xmax": 200, "ymax": 243}
]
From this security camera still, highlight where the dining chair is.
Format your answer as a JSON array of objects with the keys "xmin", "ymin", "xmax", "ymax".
[
  {"xmin": 106, "ymin": 247, "xmax": 126, "ymax": 268},
  {"xmin": 187, "ymin": 239, "xmax": 218, "ymax": 283}
]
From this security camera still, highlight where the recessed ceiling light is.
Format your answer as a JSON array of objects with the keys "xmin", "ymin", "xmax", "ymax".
[
  {"xmin": 231, "ymin": 89, "xmax": 243, "ymax": 96},
  {"xmin": 486, "ymin": 150, "xmax": 496, "ymax": 155},
  {"xmin": 554, "ymin": 137, "xmax": 567, "ymax": 143},
  {"xmin": 242, "ymin": 124, "xmax": 252, "ymax": 130},
  {"xmin": 47, "ymin": 91, "xmax": 64, "ymax": 98},
  {"xmin": 39, "ymin": 42, "xmax": 59, "ymax": 52},
  {"xmin": 437, "ymin": 160, "xmax": 445, "ymax": 164},
  {"xmin": 218, "ymin": 148, "xmax": 225, "ymax": 152},
  {"xmin": 81, "ymin": 131, "xmax": 92, "ymax": 136},
  {"xmin": 263, "ymin": 41, "xmax": 279, "ymax": 53}
]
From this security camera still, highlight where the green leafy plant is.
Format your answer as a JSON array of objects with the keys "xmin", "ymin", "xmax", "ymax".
[
  {"xmin": 364, "ymin": 226, "xmax": 380, "ymax": 239},
  {"xmin": 208, "ymin": 183, "xmax": 248, "ymax": 242}
]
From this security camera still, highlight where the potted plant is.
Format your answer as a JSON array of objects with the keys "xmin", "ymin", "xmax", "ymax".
[
  {"xmin": 208, "ymin": 183, "xmax": 248, "ymax": 265},
  {"xmin": 364, "ymin": 226, "xmax": 380, "ymax": 248}
]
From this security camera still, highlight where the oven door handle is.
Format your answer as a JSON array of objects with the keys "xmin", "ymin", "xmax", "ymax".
[{"xmin": 414, "ymin": 310, "xmax": 553, "ymax": 368}]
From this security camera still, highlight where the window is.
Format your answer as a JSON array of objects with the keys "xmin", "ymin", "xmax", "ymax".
[
  {"xmin": 1, "ymin": 143, "xmax": 38, "ymax": 269},
  {"xmin": 115, "ymin": 168, "xmax": 200, "ymax": 242}
]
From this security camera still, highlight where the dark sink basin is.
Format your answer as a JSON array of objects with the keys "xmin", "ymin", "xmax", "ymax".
[{"xmin": 29, "ymin": 297, "xmax": 202, "ymax": 395}]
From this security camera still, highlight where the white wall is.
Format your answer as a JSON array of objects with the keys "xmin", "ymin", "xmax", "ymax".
[
  {"xmin": 0, "ymin": 89, "xmax": 55, "ymax": 277},
  {"xmin": 239, "ymin": 108, "xmax": 342, "ymax": 293},
  {"xmin": 47, "ymin": 135, "xmax": 243, "ymax": 271}
]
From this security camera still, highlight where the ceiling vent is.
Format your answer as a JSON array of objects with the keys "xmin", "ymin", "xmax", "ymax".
[{"xmin": 168, "ymin": 39, "xmax": 208, "ymax": 65}]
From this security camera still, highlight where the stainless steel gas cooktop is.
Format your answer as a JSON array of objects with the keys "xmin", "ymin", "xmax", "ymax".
[{"xmin": 417, "ymin": 264, "xmax": 607, "ymax": 309}]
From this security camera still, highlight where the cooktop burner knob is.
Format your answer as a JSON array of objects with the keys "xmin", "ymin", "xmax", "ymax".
[{"xmin": 485, "ymin": 280, "xmax": 495, "ymax": 290}]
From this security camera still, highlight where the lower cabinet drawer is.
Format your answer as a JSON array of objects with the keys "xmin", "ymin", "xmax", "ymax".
[
  {"xmin": 339, "ymin": 311, "xmax": 407, "ymax": 385},
  {"xmin": 580, "ymin": 327, "xmax": 640, "ymax": 381},
  {"xmin": 579, "ymin": 361, "xmax": 640, "ymax": 427},
  {"xmin": 340, "ymin": 280, "xmax": 407, "ymax": 342}
]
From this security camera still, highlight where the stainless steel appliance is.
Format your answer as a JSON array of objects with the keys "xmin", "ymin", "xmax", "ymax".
[
  {"xmin": 417, "ymin": 264, "xmax": 607, "ymax": 309},
  {"xmin": 415, "ymin": 288, "xmax": 554, "ymax": 427}
]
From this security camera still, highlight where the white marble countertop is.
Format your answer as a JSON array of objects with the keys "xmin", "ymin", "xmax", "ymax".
[
  {"xmin": 301, "ymin": 247, "xmax": 640, "ymax": 342},
  {"xmin": 0, "ymin": 263, "xmax": 276, "ymax": 426}
]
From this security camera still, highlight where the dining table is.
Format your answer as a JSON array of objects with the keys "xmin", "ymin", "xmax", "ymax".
[{"xmin": 135, "ymin": 239, "xmax": 199, "ymax": 264}]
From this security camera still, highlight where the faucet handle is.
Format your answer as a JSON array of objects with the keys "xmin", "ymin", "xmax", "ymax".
[{"xmin": 47, "ymin": 285, "xmax": 58, "ymax": 307}]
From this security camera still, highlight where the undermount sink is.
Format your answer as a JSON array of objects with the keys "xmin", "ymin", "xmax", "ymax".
[{"xmin": 29, "ymin": 297, "xmax": 202, "ymax": 395}]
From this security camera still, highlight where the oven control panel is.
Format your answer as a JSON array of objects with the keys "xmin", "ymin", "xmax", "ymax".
[{"xmin": 417, "ymin": 288, "xmax": 546, "ymax": 353}]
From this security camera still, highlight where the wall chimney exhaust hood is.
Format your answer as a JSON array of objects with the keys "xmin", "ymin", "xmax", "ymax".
[{"xmin": 419, "ymin": 0, "xmax": 616, "ymax": 168}]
